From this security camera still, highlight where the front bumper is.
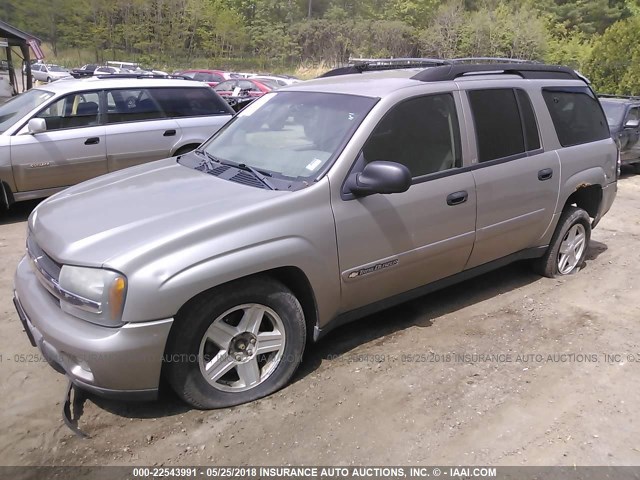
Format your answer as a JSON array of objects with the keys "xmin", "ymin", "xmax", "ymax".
[{"xmin": 13, "ymin": 256, "xmax": 174, "ymax": 401}]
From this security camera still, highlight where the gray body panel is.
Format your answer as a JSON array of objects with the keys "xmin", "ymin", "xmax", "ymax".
[{"xmin": 14, "ymin": 69, "xmax": 618, "ymax": 398}]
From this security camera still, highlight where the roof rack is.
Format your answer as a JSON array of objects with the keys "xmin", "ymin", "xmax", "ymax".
[
  {"xmin": 318, "ymin": 57, "xmax": 585, "ymax": 83},
  {"xmin": 411, "ymin": 63, "xmax": 584, "ymax": 82},
  {"xmin": 319, "ymin": 58, "xmax": 452, "ymax": 78},
  {"xmin": 92, "ymin": 73, "xmax": 190, "ymax": 80},
  {"xmin": 448, "ymin": 57, "xmax": 541, "ymax": 64},
  {"xmin": 598, "ymin": 93, "xmax": 640, "ymax": 100}
]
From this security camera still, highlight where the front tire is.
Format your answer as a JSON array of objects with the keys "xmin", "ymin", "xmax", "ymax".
[
  {"xmin": 165, "ymin": 277, "xmax": 306, "ymax": 409},
  {"xmin": 533, "ymin": 206, "xmax": 591, "ymax": 278}
]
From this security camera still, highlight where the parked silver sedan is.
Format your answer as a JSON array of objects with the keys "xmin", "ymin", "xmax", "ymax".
[{"xmin": 0, "ymin": 76, "xmax": 234, "ymax": 207}]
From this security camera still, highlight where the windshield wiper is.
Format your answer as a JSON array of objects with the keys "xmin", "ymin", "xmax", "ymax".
[
  {"xmin": 235, "ymin": 163, "xmax": 277, "ymax": 190},
  {"xmin": 194, "ymin": 149, "xmax": 221, "ymax": 171},
  {"xmin": 194, "ymin": 150, "xmax": 277, "ymax": 190}
]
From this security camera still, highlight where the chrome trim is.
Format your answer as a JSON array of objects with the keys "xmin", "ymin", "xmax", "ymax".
[{"xmin": 26, "ymin": 236, "xmax": 102, "ymax": 314}]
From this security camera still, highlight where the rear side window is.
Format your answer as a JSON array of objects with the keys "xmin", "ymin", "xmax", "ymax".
[
  {"xmin": 106, "ymin": 89, "xmax": 165, "ymax": 123},
  {"xmin": 542, "ymin": 87, "xmax": 609, "ymax": 147},
  {"xmin": 469, "ymin": 89, "xmax": 524, "ymax": 162},
  {"xmin": 148, "ymin": 87, "xmax": 231, "ymax": 117}
]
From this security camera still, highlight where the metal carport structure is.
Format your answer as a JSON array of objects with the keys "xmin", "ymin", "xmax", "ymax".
[{"xmin": 0, "ymin": 19, "xmax": 43, "ymax": 95}]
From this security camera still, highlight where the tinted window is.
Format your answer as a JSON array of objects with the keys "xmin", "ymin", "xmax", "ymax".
[
  {"xmin": 36, "ymin": 91, "xmax": 101, "ymax": 130},
  {"xmin": 469, "ymin": 89, "xmax": 524, "ymax": 162},
  {"xmin": 516, "ymin": 89, "xmax": 540, "ymax": 151},
  {"xmin": 542, "ymin": 87, "xmax": 609, "ymax": 147},
  {"xmin": 106, "ymin": 89, "xmax": 165, "ymax": 123},
  {"xmin": 362, "ymin": 93, "xmax": 461, "ymax": 178},
  {"xmin": 148, "ymin": 87, "xmax": 231, "ymax": 117}
]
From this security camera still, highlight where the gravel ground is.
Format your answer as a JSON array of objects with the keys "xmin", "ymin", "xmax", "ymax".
[{"xmin": 1, "ymin": 170, "xmax": 640, "ymax": 467}]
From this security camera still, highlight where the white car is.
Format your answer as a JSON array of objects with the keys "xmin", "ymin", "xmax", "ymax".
[
  {"xmin": 249, "ymin": 74, "xmax": 301, "ymax": 86},
  {"xmin": 31, "ymin": 64, "xmax": 71, "ymax": 83}
]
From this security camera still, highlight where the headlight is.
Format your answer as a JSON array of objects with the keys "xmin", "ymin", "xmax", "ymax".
[{"xmin": 58, "ymin": 265, "xmax": 127, "ymax": 326}]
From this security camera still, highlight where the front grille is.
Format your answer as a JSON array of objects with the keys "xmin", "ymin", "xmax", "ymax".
[{"xmin": 26, "ymin": 234, "xmax": 62, "ymax": 303}]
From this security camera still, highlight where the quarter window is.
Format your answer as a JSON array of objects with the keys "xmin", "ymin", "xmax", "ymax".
[
  {"xmin": 36, "ymin": 91, "xmax": 101, "ymax": 130},
  {"xmin": 542, "ymin": 87, "xmax": 609, "ymax": 147},
  {"xmin": 362, "ymin": 93, "xmax": 462, "ymax": 178}
]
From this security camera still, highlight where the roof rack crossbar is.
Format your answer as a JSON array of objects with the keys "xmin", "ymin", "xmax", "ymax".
[{"xmin": 410, "ymin": 63, "xmax": 584, "ymax": 82}]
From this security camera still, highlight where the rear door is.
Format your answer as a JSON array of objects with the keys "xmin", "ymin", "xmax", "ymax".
[
  {"xmin": 463, "ymin": 87, "xmax": 560, "ymax": 269},
  {"xmin": 332, "ymin": 92, "xmax": 477, "ymax": 312},
  {"xmin": 103, "ymin": 87, "xmax": 181, "ymax": 171},
  {"xmin": 148, "ymin": 87, "xmax": 233, "ymax": 146},
  {"xmin": 10, "ymin": 90, "xmax": 107, "ymax": 192}
]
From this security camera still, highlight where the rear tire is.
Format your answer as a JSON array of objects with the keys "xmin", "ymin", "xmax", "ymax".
[
  {"xmin": 165, "ymin": 277, "xmax": 306, "ymax": 409},
  {"xmin": 46, "ymin": 77, "xmax": 51, "ymax": 83},
  {"xmin": 533, "ymin": 206, "xmax": 591, "ymax": 278},
  {"xmin": 632, "ymin": 163, "xmax": 640, "ymax": 174}
]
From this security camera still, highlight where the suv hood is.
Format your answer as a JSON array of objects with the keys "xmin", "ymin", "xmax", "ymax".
[{"xmin": 29, "ymin": 158, "xmax": 287, "ymax": 268}]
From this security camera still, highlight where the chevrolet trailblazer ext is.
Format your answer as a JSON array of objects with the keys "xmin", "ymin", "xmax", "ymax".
[{"xmin": 14, "ymin": 61, "xmax": 617, "ymax": 408}]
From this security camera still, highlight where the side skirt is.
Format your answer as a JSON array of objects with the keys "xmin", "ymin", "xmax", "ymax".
[{"xmin": 313, "ymin": 246, "xmax": 548, "ymax": 341}]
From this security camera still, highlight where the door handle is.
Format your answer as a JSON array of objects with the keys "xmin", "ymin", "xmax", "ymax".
[
  {"xmin": 163, "ymin": 129, "xmax": 176, "ymax": 137},
  {"xmin": 446, "ymin": 191, "xmax": 468, "ymax": 206},
  {"xmin": 538, "ymin": 168, "xmax": 553, "ymax": 181},
  {"xmin": 84, "ymin": 137, "xmax": 100, "ymax": 145}
]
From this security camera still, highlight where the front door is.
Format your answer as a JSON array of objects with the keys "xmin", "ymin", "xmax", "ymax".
[
  {"xmin": 10, "ymin": 90, "xmax": 107, "ymax": 192},
  {"xmin": 332, "ymin": 92, "xmax": 477, "ymax": 313}
]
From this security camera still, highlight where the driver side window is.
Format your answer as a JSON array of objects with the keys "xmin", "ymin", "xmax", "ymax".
[
  {"xmin": 36, "ymin": 91, "xmax": 101, "ymax": 130},
  {"xmin": 362, "ymin": 93, "xmax": 461, "ymax": 178}
]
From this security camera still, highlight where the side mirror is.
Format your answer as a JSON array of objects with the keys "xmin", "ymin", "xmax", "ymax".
[
  {"xmin": 346, "ymin": 161, "xmax": 412, "ymax": 197},
  {"xmin": 27, "ymin": 118, "xmax": 47, "ymax": 134},
  {"xmin": 624, "ymin": 118, "xmax": 640, "ymax": 129}
]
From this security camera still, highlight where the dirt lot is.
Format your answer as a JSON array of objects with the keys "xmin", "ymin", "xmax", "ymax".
[{"xmin": 1, "ymin": 171, "xmax": 640, "ymax": 468}]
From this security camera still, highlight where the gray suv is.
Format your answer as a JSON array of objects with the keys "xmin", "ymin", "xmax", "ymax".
[
  {"xmin": 0, "ymin": 76, "xmax": 233, "ymax": 208},
  {"xmin": 13, "ymin": 61, "xmax": 617, "ymax": 409}
]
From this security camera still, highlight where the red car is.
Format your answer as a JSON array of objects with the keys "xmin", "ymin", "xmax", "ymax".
[
  {"xmin": 213, "ymin": 78, "xmax": 273, "ymax": 99},
  {"xmin": 177, "ymin": 69, "xmax": 226, "ymax": 87}
]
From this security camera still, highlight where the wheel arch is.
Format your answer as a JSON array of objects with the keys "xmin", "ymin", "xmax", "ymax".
[
  {"xmin": 559, "ymin": 167, "xmax": 606, "ymax": 219},
  {"xmin": 0, "ymin": 180, "xmax": 14, "ymax": 209},
  {"xmin": 173, "ymin": 266, "xmax": 319, "ymax": 345},
  {"xmin": 171, "ymin": 143, "xmax": 201, "ymax": 157}
]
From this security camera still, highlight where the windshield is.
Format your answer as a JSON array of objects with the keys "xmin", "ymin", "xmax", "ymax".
[
  {"xmin": 0, "ymin": 89, "xmax": 54, "ymax": 134},
  {"xmin": 600, "ymin": 101, "xmax": 627, "ymax": 126},
  {"xmin": 193, "ymin": 91, "xmax": 377, "ymax": 181}
]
